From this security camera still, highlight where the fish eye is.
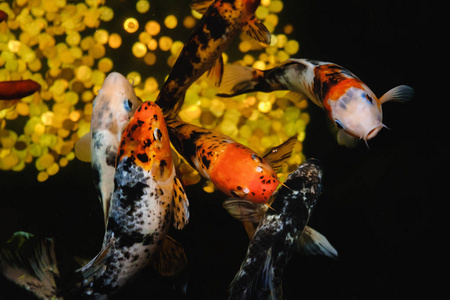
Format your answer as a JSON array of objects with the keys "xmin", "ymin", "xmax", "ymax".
[
  {"xmin": 334, "ymin": 119, "xmax": 344, "ymax": 129},
  {"xmin": 365, "ymin": 94, "xmax": 373, "ymax": 104},
  {"xmin": 124, "ymin": 99, "xmax": 133, "ymax": 112}
]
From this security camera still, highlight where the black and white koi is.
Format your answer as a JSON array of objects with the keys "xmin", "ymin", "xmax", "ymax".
[
  {"xmin": 218, "ymin": 59, "xmax": 414, "ymax": 147},
  {"xmin": 225, "ymin": 159, "xmax": 338, "ymax": 300}
]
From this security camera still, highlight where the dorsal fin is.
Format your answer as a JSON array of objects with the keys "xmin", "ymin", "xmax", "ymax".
[
  {"xmin": 190, "ymin": 0, "xmax": 214, "ymax": 14},
  {"xmin": 243, "ymin": 17, "xmax": 271, "ymax": 45}
]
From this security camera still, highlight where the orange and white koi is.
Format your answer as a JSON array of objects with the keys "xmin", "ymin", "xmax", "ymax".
[
  {"xmin": 218, "ymin": 59, "xmax": 414, "ymax": 146},
  {"xmin": 155, "ymin": 0, "xmax": 271, "ymax": 118},
  {"xmin": 79, "ymin": 101, "xmax": 189, "ymax": 298},
  {"xmin": 167, "ymin": 119, "xmax": 296, "ymax": 204},
  {"xmin": 1, "ymin": 102, "xmax": 189, "ymax": 299},
  {"xmin": 75, "ymin": 72, "xmax": 143, "ymax": 225}
]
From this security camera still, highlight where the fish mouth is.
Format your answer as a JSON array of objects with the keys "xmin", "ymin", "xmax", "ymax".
[{"xmin": 364, "ymin": 125, "xmax": 384, "ymax": 140}]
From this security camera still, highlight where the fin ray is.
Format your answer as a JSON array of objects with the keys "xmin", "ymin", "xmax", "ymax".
[
  {"xmin": 263, "ymin": 135, "xmax": 297, "ymax": 172},
  {"xmin": 172, "ymin": 176, "xmax": 190, "ymax": 230},
  {"xmin": 243, "ymin": 17, "xmax": 271, "ymax": 45},
  {"xmin": 297, "ymin": 226, "xmax": 339, "ymax": 259},
  {"xmin": 152, "ymin": 235, "xmax": 187, "ymax": 276},
  {"xmin": 379, "ymin": 85, "xmax": 414, "ymax": 104}
]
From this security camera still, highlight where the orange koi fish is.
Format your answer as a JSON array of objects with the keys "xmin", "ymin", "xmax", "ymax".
[
  {"xmin": 0, "ymin": 9, "xmax": 8, "ymax": 22},
  {"xmin": 0, "ymin": 80, "xmax": 40, "ymax": 100},
  {"xmin": 167, "ymin": 119, "xmax": 296, "ymax": 203},
  {"xmin": 79, "ymin": 101, "xmax": 189, "ymax": 297},
  {"xmin": 0, "ymin": 102, "xmax": 189, "ymax": 299},
  {"xmin": 155, "ymin": 0, "xmax": 271, "ymax": 118},
  {"xmin": 218, "ymin": 59, "xmax": 414, "ymax": 147}
]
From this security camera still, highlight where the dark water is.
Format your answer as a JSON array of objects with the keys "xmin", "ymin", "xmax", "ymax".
[{"xmin": 1, "ymin": 0, "xmax": 441, "ymax": 299}]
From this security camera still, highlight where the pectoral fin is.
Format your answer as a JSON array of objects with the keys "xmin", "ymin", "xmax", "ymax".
[
  {"xmin": 263, "ymin": 135, "xmax": 297, "ymax": 172},
  {"xmin": 379, "ymin": 85, "xmax": 414, "ymax": 104},
  {"xmin": 222, "ymin": 199, "xmax": 268, "ymax": 223},
  {"xmin": 297, "ymin": 226, "xmax": 339, "ymax": 259},
  {"xmin": 152, "ymin": 235, "xmax": 187, "ymax": 276},
  {"xmin": 172, "ymin": 176, "xmax": 190, "ymax": 230},
  {"xmin": 74, "ymin": 132, "xmax": 92, "ymax": 162},
  {"xmin": 207, "ymin": 55, "xmax": 224, "ymax": 87},
  {"xmin": 243, "ymin": 17, "xmax": 271, "ymax": 45}
]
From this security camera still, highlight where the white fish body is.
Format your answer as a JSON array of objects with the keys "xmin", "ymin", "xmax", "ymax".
[
  {"xmin": 75, "ymin": 72, "xmax": 142, "ymax": 225},
  {"xmin": 218, "ymin": 58, "xmax": 414, "ymax": 147}
]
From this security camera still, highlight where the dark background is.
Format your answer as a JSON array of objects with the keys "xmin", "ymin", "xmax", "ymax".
[{"xmin": 1, "ymin": 0, "xmax": 442, "ymax": 299}]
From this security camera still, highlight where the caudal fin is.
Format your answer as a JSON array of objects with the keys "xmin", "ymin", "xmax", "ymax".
[{"xmin": 0, "ymin": 232, "xmax": 61, "ymax": 300}]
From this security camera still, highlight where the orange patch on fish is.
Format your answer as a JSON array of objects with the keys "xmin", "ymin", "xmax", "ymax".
[
  {"xmin": 209, "ymin": 143, "xmax": 279, "ymax": 203},
  {"xmin": 118, "ymin": 101, "xmax": 173, "ymax": 180}
]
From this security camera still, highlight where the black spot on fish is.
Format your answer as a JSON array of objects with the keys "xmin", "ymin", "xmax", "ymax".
[
  {"xmin": 106, "ymin": 149, "xmax": 116, "ymax": 167},
  {"xmin": 201, "ymin": 155, "xmax": 211, "ymax": 170},
  {"xmin": 137, "ymin": 153, "xmax": 149, "ymax": 163},
  {"xmin": 159, "ymin": 160, "xmax": 167, "ymax": 177}
]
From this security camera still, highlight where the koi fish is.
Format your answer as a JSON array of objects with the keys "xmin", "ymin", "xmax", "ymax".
[
  {"xmin": 155, "ymin": 0, "xmax": 271, "ymax": 118},
  {"xmin": 78, "ymin": 101, "xmax": 190, "ymax": 298},
  {"xmin": 167, "ymin": 119, "xmax": 296, "ymax": 203},
  {"xmin": 218, "ymin": 59, "xmax": 414, "ymax": 147},
  {"xmin": 75, "ymin": 72, "xmax": 143, "ymax": 225},
  {"xmin": 226, "ymin": 159, "xmax": 338, "ymax": 300},
  {"xmin": 0, "ymin": 80, "xmax": 41, "ymax": 101},
  {"xmin": 0, "ymin": 9, "xmax": 8, "ymax": 22},
  {"xmin": 1, "ymin": 102, "xmax": 189, "ymax": 299}
]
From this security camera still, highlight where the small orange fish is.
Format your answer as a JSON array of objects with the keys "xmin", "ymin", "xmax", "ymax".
[
  {"xmin": 155, "ymin": 0, "xmax": 270, "ymax": 118},
  {"xmin": 168, "ymin": 119, "xmax": 296, "ymax": 203},
  {"xmin": 0, "ymin": 9, "xmax": 8, "ymax": 22},
  {"xmin": 0, "ymin": 80, "xmax": 41, "ymax": 101}
]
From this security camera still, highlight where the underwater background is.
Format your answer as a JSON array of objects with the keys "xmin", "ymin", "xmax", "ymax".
[{"xmin": 0, "ymin": 0, "xmax": 441, "ymax": 299}]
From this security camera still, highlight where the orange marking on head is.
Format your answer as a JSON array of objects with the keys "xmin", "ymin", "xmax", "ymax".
[{"xmin": 118, "ymin": 101, "xmax": 173, "ymax": 179}]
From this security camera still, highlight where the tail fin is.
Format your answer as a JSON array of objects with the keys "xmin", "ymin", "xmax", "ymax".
[
  {"xmin": 0, "ymin": 232, "xmax": 61, "ymax": 300},
  {"xmin": 216, "ymin": 65, "xmax": 258, "ymax": 97}
]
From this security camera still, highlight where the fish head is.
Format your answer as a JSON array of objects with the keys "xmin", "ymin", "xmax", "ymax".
[
  {"xmin": 212, "ymin": 144, "xmax": 279, "ymax": 203},
  {"xmin": 329, "ymin": 86, "xmax": 384, "ymax": 142},
  {"xmin": 118, "ymin": 101, "xmax": 174, "ymax": 182},
  {"xmin": 91, "ymin": 72, "xmax": 142, "ymax": 138}
]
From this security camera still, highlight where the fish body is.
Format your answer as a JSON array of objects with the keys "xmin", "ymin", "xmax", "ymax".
[
  {"xmin": 167, "ymin": 119, "xmax": 295, "ymax": 204},
  {"xmin": 155, "ymin": 0, "xmax": 270, "ymax": 118},
  {"xmin": 228, "ymin": 159, "xmax": 330, "ymax": 300},
  {"xmin": 80, "ymin": 101, "xmax": 189, "ymax": 298},
  {"xmin": 218, "ymin": 59, "xmax": 414, "ymax": 146},
  {"xmin": 75, "ymin": 72, "xmax": 143, "ymax": 225},
  {"xmin": 0, "ymin": 79, "xmax": 41, "ymax": 101}
]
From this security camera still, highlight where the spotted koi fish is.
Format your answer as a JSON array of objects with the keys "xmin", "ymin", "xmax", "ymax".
[
  {"xmin": 75, "ymin": 72, "xmax": 143, "ymax": 225},
  {"xmin": 155, "ymin": 0, "xmax": 270, "ymax": 118},
  {"xmin": 227, "ymin": 159, "xmax": 338, "ymax": 300},
  {"xmin": 167, "ymin": 119, "xmax": 296, "ymax": 204},
  {"xmin": 1, "ymin": 102, "xmax": 189, "ymax": 299},
  {"xmin": 218, "ymin": 59, "xmax": 414, "ymax": 147},
  {"xmin": 78, "ymin": 101, "xmax": 189, "ymax": 298}
]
